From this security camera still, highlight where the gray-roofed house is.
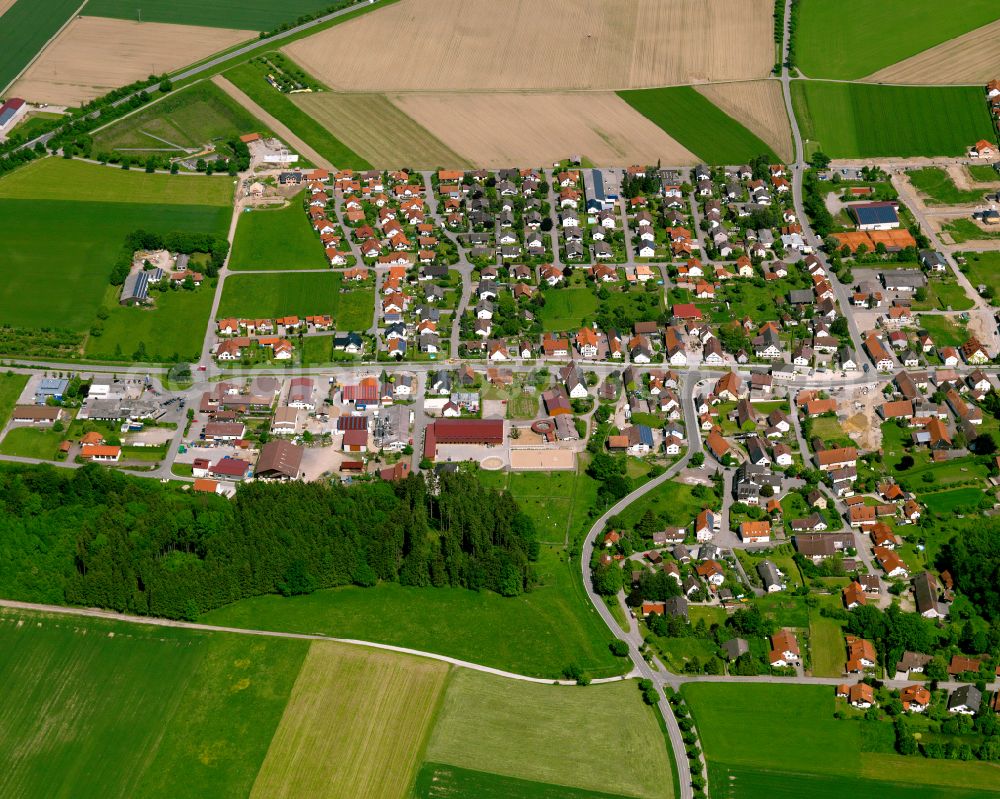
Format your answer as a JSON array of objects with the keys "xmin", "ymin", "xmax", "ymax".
[
  {"xmin": 757, "ymin": 560, "xmax": 785, "ymax": 592},
  {"xmin": 948, "ymin": 685, "xmax": 982, "ymax": 715},
  {"xmin": 120, "ymin": 271, "xmax": 150, "ymax": 305},
  {"xmin": 722, "ymin": 637, "xmax": 749, "ymax": 660}
]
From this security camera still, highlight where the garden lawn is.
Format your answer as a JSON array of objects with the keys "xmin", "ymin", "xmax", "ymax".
[
  {"xmin": 426, "ymin": 670, "xmax": 671, "ymax": 799},
  {"xmin": 911, "ymin": 279, "xmax": 974, "ymax": 312},
  {"xmin": 0, "ymin": 374, "xmax": 28, "ymax": 426},
  {"xmin": 0, "ymin": 426, "xmax": 66, "ymax": 459},
  {"xmin": 0, "ymin": 198, "xmax": 229, "ymax": 333},
  {"xmin": 616, "ymin": 479, "xmax": 710, "ymax": 530},
  {"xmin": 85, "ymin": 283, "xmax": 216, "ymax": 362},
  {"xmin": 538, "ymin": 288, "xmax": 599, "ymax": 331},
  {"xmin": 791, "ymin": 82, "xmax": 994, "ymax": 159},
  {"xmin": 0, "ymin": 0, "xmax": 81, "ymax": 91},
  {"xmin": 83, "ymin": 0, "xmax": 339, "ymax": 30},
  {"xmin": 907, "ymin": 168, "xmax": 989, "ymax": 205},
  {"xmin": 229, "ymin": 198, "xmax": 327, "ymax": 270},
  {"xmin": 808, "ymin": 613, "xmax": 845, "ymax": 677},
  {"xmin": 795, "ymin": 0, "xmax": 1000, "ymax": 80},
  {"xmin": 0, "ymin": 158, "xmax": 234, "ymax": 206},
  {"xmin": 810, "ymin": 415, "xmax": 853, "ymax": 448},
  {"xmin": 960, "ymin": 251, "xmax": 1000, "ymax": 297},
  {"xmin": 0, "ymin": 609, "xmax": 307, "ymax": 799},
  {"xmin": 618, "ymin": 86, "xmax": 778, "ymax": 164},
  {"xmin": 223, "ymin": 62, "xmax": 370, "ymax": 169},
  {"xmin": 218, "ymin": 272, "xmax": 340, "ymax": 319},
  {"xmin": 92, "ymin": 81, "xmax": 264, "ymax": 154},
  {"xmin": 919, "ymin": 487, "xmax": 984, "ymax": 514}
]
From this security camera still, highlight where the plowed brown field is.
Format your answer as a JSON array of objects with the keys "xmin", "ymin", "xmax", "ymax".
[{"xmin": 866, "ymin": 19, "xmax": 1000, "ymax": 85}]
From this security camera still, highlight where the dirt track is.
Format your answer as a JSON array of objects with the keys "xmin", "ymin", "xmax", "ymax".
[{"xmin": 11, "ymin": 17, "xmax": 254, "ymax": 105}]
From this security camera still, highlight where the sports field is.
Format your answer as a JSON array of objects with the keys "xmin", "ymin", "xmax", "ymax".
[
  {"xmin": 230, "ymin": 198, "xmax": 328, "ymax": 271},
  {"xmin": 0, "ymin": 0, "xmax": 80, "ymax": 92},
  {"xmin": 83, "ymin": 0, "xmax": 340, "ymax": 30},
  {"xmin": 795, "ymin": 0, "xmax": 1000, "ymax": 80},
  {"xmin": 618, "ymin": 86, "xmax": 779, "ymax": 164},
  {"xmin": 10, "ymin": 17, "xmax": 253, "ymax": 105},
  {"xmin": 285, "ymin": 0, "xmax": 773, "ymax": 91},
  {"xmin": 685, "ymin": 683, "xmax": 1000, "ymax": 799},
  {"xmin": 0, "ymin": 157, "xmax": 234, "ymax": 206},
  {"xmin": 426, "ymin": 670, "xmax": 672, "ymax": 799},
  {"xmin": 293, "ymin": 93, "xmax": 470, "ymax": 169},
  {"xmin": 92, "ymin": 81, "xmax": 264, "ymax": 155},
  {"xmin": 217, "ymin": 272, "xmax": 341, "ymax": 319},
  {"xmin": 790, "ymin": 82, "xmax": 995, "ymax": 158},
  {"xmin": 0, "ymin": 610, "xmax": 307, "ymax": 799},
  {"xmin": 250, "ymin": 642, "xmax": 447, "ymax": 799},
  {"xmin": 223, "ymin": 62, "xmax": 371, "ymax": 169}
]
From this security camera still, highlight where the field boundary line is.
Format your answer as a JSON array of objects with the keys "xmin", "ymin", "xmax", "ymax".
[
  {"xmin": 0, "ymin": 598, "xmax": 637, "ymax": 685},
  {"xmin": 1, "ymin": 0, "xmax": 88, "ymax": 95}
]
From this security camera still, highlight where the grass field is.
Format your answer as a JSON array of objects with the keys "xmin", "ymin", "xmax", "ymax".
[
  {"xmin": 218, "ymin": 272, "xmax": 341, "ymax": 319},
  {"xmin": 795, "ymin": 0, "xmax": 1000, "ymax": 80},
  {"xmin": 0, "ymin": 198, "xmax": 229, "ymax": 332},
  {"xmin": 293, "ymin": 93, "xmax": 470, "ymax": 169},
  {"xmin": 0, "ymin": 157, "xmax": 234, "ymax": 206},
  {"xmin": 0, "ymin": 426, "xmax": 66, "ymax": 458},
  {"xmin": 0, "ymin": 373, "xmax": 28, "ymax": 426},
  {"xmin": 0, "ymin": 610, "xmax": 307, "ymax": 799},
  {"xmin": 92, "ymin": 81, "xmax": 264, "ymax": 155},
  {"xmin": 920, "ymin": 487, "xmax": 984, "ymax": 514},
  {"xmin": 413, "ymin": 763, "xmax": 636, "ymax": 799},
  {"xmin": 615, "ymin": 479, "xmax": 709, "ymax": 530},
  {"xmin": 224, "ymin": 62, "xmax": 371, "ymax": 169},
  {"xmin": 968, "ymin": 164, "xmax": 1000, "ymax": 182},
  {"xmin": 230, "ymin": 198, "xmax": 327, "ymax": 271},
  {"xmin": 808, "ymin": 614, "xmax": 845, "ymax": 677},
  {"xmin": 426, "ymin": 670, "xmax": 671, "ymax": 799},
  {"xmin": 791, "ymin": 82, "xmax": 994, "ymax": 158},
  {"xmin": 943, "ymin": 218, "xmax": 1000, "ymax": 244},
  {"xmin": 0, "ymin": 0, "xmax": 80, "ymax": 91},
  {"xmin": 84, "ymin": 0, "xmax": 340, "ymax": 30},
  {"xmin": 907, "ymin": 168, "xmax": 989, "ymax": 205},
  {"xmin": 618, "ymin": 86, "xmax": 778, "ymax": 164},
  {"xmin": 538, "ymin": 288, "xmax": 599, "ymax": 331},
  {"xmin": 9, "ymin": 111, "xmax": 63, "ymax": 139},
  {"xmin": 85, "ymin": 283, "xmax": 217, "ymax": 362},
  {"xmin": 911, "ymin": 278, "xmax": 974, "ymax": 312},
  {"xmin": 960, "ymin": 251, "xmax": 1000, "ymax": 297},
  {"xmin": 337, "ymin": 288, "xmax": 375, "ymax": 329},
  {"xmin": 916, "ymin": 314, "xmax": 966, "ymax": 346},
  {"xmin": 249, "ymin": 642, "xmax": 447, "ymax": 799},
  {"xmin": 203, "ymin": 573, "xmax": 624, "ymax": 680}
]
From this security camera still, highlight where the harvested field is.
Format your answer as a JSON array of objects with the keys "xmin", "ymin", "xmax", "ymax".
[
  {"xmin": 249, "ymin": 641, "xmax": 448, "ymax": 799},
  {"xmin": 695, "ymin": 80, "xmax": 793, "ymax": 162},
  {"xmin": 285, "ymin": 0, "xmax": 773, "ymax": 92},
  {"xmin": 866, "ymin": 18, "xmax": 1000, "ymax": 85},
  {"xmin": 393, "ymin": 92, "xmax": 698, "ymax": 167},
  {"xmin": 0, "ymin": 0, "xmax": 17, "ymax": 18},
  {"xmin": 291, "ymin": 93, "xmax": 470, "ymax": 169},
  {"xmin": 10, "ymin": 17, "xmax": 254, "ymax": 105}
]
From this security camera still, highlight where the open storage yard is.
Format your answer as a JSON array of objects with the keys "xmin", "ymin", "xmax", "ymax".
[
  {"xmin": 791, "ymin": 82, "xmax": 995, "ymax": 158},
  {"xmin": 392, "ymin": 91, "xmax": 698, "ymax": 168},
  {"xmin": 284, "ymin": 0, "xmax": 773, "ymax": 91},
  {"xmin": 9, "ymin": 17, "xmax": 254, "ymax": 106}
]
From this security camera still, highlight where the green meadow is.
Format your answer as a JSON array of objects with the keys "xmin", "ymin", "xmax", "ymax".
[
  {"xmin": 82, "ymin": 0, "xmax": 340, "ymax": 30},
  {"xmin": 217, "ymin": 272, "xmax": 341, "ymax": 318},
  {"xmin": 538, "ymin": 288, "xmax": 599, "ymax": 331},
  {"xmin": 0, "ymin": 0, "xmax": 81, "ymax": 91},
  {"xmin": 0, "ymin": 373, "xmax": 28, "ymax": 426},
  {"xmin": 791, "ymin": 82, "xmax": 994, "ymax": 159},
  {"xmin": 229, "ymin": 197, "xmax": 328, "ymax": 270},
  {"xmin": 618, "ymin": 86, "xmax": 778, "ymax": 164}
]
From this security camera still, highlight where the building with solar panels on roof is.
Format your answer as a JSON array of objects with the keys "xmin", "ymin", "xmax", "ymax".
[
  {"xmin": 120, "ymin": 271, "xmax": 150, "ymax": 305},
  {"xmin": 850, "ymin": 201, "xmax": 900, "ymax": 231}
]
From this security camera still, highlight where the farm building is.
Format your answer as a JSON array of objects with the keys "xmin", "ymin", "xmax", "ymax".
[{"xmin": 423, "ymin": 418, "xmax": 504, "ymax": 460}]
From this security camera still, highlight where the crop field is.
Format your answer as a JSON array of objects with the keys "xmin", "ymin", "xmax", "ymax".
[
  {"xmin": 538, "ymin": 288, "xmax": 599, "ymax": 331},
  {"xmin": 695, "ymin": 80, "xmax": 792, "ymax": 162},
  {"xmin": 0, "ymin": 374, "xmax": 28, "ymax": 426},
  {"xmin": 203, "ymin": 575, "xmax": 623, "ymax": 680},
  {"xmin": 426, "ymin": 670, "xmax": 671, "ymax": 799},
  {"xmin": 285, "ymin": 0, "xmax": 773, "ymax": 92},
  {"xmin": 293, "ymin": 93, "xmax": 470, "ymax": 169},
  {"xmin": 686, "ymin": 683, "xmax": 1000, "ymax": 799},
  {"xmin": 619, "ymin": 86, "xmax": 779, "ymax": 164},
  {"xmin": 83, "ymin": 0, "xmax": 340, "ymax": 30},
  {"xmin": 0, "ymin": 0, "xmax": 80, "ymax": 92},
  {"xmin": 217, "ymin": 272, "xmax": 341, "ymax": 319},
  {"xmin": 867, "ymin": 18, "xmax": 1000, "ymax": 84},
  {"xmin": 220, "ymin": 65, "xmax": 370, "ymax": 170},
  {"xmin": 791, "ymin": 82, "xmax": 994, "ymax": 158},
  {"xmin": 907, "ymin": 168, "xmax": 989, "ymax": 205},
  {"xmin": 0, "ymin": 157, "xmax": 234, "ymax": 206},
  {"xmin": 10, "ymin": 17, "xmax": 253, "ymax": 106},
  {"xmin": 0, "ymin": 610, "xmax": 307, "ymax": 799},
  {"xmin": 84, "ymin": 283, "xmax": 216, "ymax": 362},
  {"xmin": 796, "ymin": 0, "xmax": 1000, "ymax": 80},
  {"xmin": 249, "ymin": 642, "xmax": 447, "ymax": 799},
  {"xmin": 0, "ymin": 198, "xmax": 228, "ymax": 333},
  {"xmin": 393, "ymin": 92, "xmax": 697, "ymax": 168},
  {"xmin": 414, "ymin": 763, "xmax": 637, "ymax": 799},
  {"xmin": 92, "ymin": 81, "xmax": 264, "ymax": 155},
  {"xmin": 230, "ymin": 198, "xmax": 327, "ymax": 271}
]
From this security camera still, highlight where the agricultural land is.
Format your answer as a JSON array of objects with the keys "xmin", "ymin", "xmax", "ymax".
[
  {"xmin": 230, "ymin": 197, "xmax": 329, "ymax": 271},
  {"xmin": 0, "ymin": 0, "xmax": 81, "ymax": 92},
  {"xmin": 82, "ymin": 0, "xmax": 344, "ymax": 31}
]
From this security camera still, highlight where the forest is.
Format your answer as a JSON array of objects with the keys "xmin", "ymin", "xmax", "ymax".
[{"xmin": 0, "ymin": 464, "xmax": 538, "ymax": 619}]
